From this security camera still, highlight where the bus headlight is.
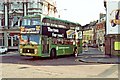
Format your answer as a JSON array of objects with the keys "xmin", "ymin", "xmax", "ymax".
[
  {"xmin": 20, "ymin": 49, "xmax": 22, "ymax": 53},
  {"xmin": 34, "ymin": 49, "xmax": 38, "ymax": 54}
]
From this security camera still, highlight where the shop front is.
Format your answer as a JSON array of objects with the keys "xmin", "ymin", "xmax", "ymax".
[
  {"xmin": 8, "ymin": 32, "xmax": 19, "ymax": 50},
  {"xmin": 0, "ymin": 32, "xmax": 4, "ymax": 46}
]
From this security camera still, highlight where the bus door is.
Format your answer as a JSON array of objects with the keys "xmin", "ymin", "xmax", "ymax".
[{"xmin": 42, "ymin": 36, "xmax": 49, "ymax": 54}]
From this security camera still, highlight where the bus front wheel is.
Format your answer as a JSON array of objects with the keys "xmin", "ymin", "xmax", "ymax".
[{"xmin": 50, "ymin": 49, "xmax": 56, "ymax": 59}]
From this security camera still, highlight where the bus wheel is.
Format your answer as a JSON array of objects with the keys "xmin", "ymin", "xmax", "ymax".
[{"xmin": 50, "ymin": 49, "xmax": 56, "ymax": 59}]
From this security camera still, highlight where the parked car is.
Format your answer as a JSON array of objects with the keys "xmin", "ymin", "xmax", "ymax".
[{"xmin": 0, "ymin": 46, "xmax": 8, "ymax": 54}]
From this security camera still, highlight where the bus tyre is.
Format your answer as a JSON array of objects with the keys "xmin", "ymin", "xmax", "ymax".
[{"xmin": 50, "ymin": 49, "xmax": 56, "ymax": 59}]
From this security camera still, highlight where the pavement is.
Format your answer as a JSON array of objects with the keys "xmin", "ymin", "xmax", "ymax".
[
  {"xmin": 77, "ymin": 48, "xmax": 120, "ymax": 64},
  {"xmin": 0, "ymin": 51, "xmax": 18, "ymax": 56}
]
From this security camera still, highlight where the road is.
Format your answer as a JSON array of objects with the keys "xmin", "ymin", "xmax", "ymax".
[{"xmin": 0, "ymin": 52, "xmax": 119, "ymax": 78}]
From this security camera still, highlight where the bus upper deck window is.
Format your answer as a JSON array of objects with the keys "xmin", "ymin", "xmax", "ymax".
[
  {"xmin": 22, "ymin": 19, "xmax": 31, "ymax": 25},
  {"xmin": 32, "ymin": 19, "xmax": 40, "ymax": 25}
]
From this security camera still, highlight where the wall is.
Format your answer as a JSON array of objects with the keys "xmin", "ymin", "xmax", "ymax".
[{"xmin": 105, "ymin": 35, "xmax": 120, "ymax": 56}]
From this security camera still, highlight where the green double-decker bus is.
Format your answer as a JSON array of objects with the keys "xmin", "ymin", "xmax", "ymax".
[{"xmin": 19, "ymin": 14, "xmax": 82, "ymax": 58}]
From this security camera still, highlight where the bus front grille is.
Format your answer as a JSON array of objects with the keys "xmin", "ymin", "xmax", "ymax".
[{"xmin": 22, "ymin": 48, "xmax": 34, "ymax": 54}]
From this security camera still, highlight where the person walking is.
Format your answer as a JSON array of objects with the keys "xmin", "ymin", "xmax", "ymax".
[
  {"xmin": 74, "ymin": 47, "xmax": 78, "ymax": 57},
  {"xmin": 83, "ymin": 42, "xmax": 88, "ymax": 52}
]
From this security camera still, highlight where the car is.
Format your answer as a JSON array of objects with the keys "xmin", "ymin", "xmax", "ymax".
[{"xmin": 0, "ymin": 46, "xmax": 8, "ymax": 54}]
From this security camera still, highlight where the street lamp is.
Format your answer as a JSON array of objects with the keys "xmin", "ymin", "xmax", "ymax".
[{"xmin": 58, "ymin": 9, "xmax": 67, "ymax": 18}]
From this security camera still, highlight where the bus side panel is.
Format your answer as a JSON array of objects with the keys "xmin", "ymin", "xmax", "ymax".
[
  {"xmin": 64, "ymin": 45, "xmax": 74, "ymax": 55},
  {"xmin": 50, "ymin": 44, "xmax": 63, "ymax": 55},
  {"xmin": 50, "ymin": 44, "xmax": 63, "ymax": 56},
  {"xmin": 50, "ymin": 44, "xmax": 74, "ymax": 56},
  {"xmin": 78, "ymin": 39, "xmax": 82, "ymax": 53}
]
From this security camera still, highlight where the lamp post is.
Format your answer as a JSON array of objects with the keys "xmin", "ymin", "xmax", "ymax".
[{"xmin": 58, "ymin": 9, "xmax": 67, "ymax": 18}]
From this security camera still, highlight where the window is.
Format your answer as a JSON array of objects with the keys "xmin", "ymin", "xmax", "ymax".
[
  {"xmin": 52, "ymin": 38, "xmax": 57, "ymax": 44},
  {"xmin": 21, "ymin": 34, "xmax": 40, "ymax": 44},
  {"xmin": 0, "ymin": 36, "xmax": 3, "ymax": 46},
  {"xmin": 22, "ymin": 18, "xmax": 41, "ymax": 26},
  {"xmin": 31, "ymin": 18, "xmax": 40, "ymax": 25},
  {"xmin": 12, "ymin": 2, "xmax": 21, "ymax": 9},
  {"xmin": 0, "ymin": 3, "xmax": 3, "ymax": 11},
  {"xmin": 22, "ymin": 19, "xmax": 31, "ymax": 25},
  {"xmin": 13, "ymin": 36, "xmax": 19, "ymax": 46}
]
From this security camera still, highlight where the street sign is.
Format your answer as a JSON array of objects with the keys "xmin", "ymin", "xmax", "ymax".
[{"xmin": 106, "ymin": 1, "xmax": 120, "ymax": 34}]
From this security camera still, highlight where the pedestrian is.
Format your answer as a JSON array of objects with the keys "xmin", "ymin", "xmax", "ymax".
[
  {"xmin": 83, "ymin": 41, "xmax": 88, "ymax": 52},
  {"xmin": 74, "ymin": 47, "xmax": 78, "ymax": 57}
]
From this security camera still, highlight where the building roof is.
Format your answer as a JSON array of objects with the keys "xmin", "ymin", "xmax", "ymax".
[{"xmin": 23, "ymin": 14, "xmax": 81, "ymax": 26}]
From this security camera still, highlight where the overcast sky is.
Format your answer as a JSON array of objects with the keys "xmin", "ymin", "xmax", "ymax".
[{"xmin": 56, "ymin": 0, "xmax": 106, "ymax": 25}]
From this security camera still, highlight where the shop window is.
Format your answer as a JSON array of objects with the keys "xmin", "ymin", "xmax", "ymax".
[
  {"xmin": 13, "ymin": 36, "xmax": 18, "ymax": 46},
  {"xmin": 0, "ymin": 37, "xmax": 3, "ymax": 46},
  {"xmin": 1, "ymin": 18, "xmax": 4, "ymax": 26},
  {"xmin": 8, "ymin": 36, "xmax": 11, "ymax": 46}
]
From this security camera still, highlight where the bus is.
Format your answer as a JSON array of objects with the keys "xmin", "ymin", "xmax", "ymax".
[{"xmin": 19, "ymin": 14, "xmax": 82, "ymax": 58}]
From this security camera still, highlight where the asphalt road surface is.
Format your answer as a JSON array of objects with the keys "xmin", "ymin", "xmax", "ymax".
[{"xmin": 0, "ymin": 52, "xmax": 118, "ymax": 78}]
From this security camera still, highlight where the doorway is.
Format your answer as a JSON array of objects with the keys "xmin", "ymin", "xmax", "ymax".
[{"xmin": 42, "ymin": 36, "xmax": 49, "ymax": 54}]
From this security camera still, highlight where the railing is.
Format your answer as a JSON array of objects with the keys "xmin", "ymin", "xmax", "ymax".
[{"xmin": 0, "ymin": 26, "xmax": 20, "ymax": 32}]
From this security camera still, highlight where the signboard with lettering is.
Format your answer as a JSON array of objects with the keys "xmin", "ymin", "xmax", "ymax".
[
  {"xmin": 106, "ymin": 1, "xmax": 120, "ymax": 34},
  {"xmin": 66, "ymin": 30, "xmax": 75, "ymax": 38},
  {"xmin": 42, "ymin": 26, "xmax": 67, "ymax": 38},
  {"xmin": 20, "ymin": 25, "xmax": 41, "ymax": 34},
  {"xmin": 42, "ymin": 25, "xmax": 77, "ymax": 38}
]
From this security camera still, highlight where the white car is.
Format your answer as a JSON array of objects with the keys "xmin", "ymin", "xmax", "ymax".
[{"xmin": 0, "ymin": 46, "xmax": 8, "ymax": 54}]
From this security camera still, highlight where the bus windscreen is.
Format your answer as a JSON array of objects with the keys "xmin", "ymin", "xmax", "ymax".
[{"xmin": 20, "ymin": 34, "xmax": 40, "ymax": 45}]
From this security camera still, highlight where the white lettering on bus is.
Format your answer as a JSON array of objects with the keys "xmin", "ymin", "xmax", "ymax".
[
  {"xmin": 57, "ymin": 34, "xmax": 63, "ymax": 37},
  {"xmin": 52, "ymin": 33, "xmax": 57, "ymax": 37},
  {"xmin": 52, "ymin": 33, "xmax": 63, "ymax": 37},
  {"xmin": 48, "ymin": 27, "xmax": 59, "ymax": 32},
  {"xmin": 58, "ymin": 47, "xmax": 69, "ymax": 49}
]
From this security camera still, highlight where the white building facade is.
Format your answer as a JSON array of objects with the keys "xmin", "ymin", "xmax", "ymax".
[{"xmin": 0, "ymin": 0, "xmax": 57, "ymax": 50}]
